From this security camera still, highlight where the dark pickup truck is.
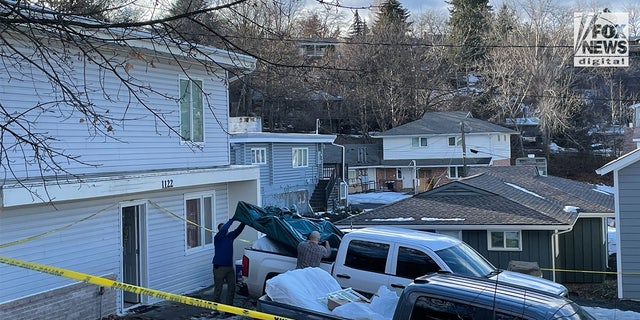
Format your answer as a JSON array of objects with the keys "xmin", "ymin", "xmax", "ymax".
[{"xmin": 258, "ymin": 272, "xmax": 596, "ymax": 320}]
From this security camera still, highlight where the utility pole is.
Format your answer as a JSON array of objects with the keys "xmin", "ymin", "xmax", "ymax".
[{"xmin": 461, "ymin": 121, "xmax": 467, "ymax": 177}]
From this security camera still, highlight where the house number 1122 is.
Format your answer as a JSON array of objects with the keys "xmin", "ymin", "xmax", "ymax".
[{"xmin": 162, "ymin": 179, "xmax": 174, "ymax": 188}]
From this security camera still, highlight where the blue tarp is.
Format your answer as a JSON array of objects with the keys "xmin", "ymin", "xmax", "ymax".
[{"xmin": 232, "ymin": 201, "xmax": 343, "ymax": 257}]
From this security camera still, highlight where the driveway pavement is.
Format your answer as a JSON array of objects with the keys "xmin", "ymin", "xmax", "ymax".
[{"xmin": 111, "ymin": 284, "xmax": 257, "ymax": 320}]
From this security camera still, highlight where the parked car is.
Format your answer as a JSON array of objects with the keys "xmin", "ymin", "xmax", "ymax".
[
  {"xmin": 242, "ymin": 226, "xmax": 568, "ymax": 298},
  {"xmin": 257, "ymin": 272, "xmax": 594, "ymax": 320}
]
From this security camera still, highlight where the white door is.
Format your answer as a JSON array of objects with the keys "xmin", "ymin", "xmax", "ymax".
[{"xmin": 122, "ymin": 204, "xmax": 146, "ymax": 305}]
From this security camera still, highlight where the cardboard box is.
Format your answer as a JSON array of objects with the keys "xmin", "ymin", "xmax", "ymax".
[{"xmin": 325, "ymin": 288, "xmax": 370, "ymax": 311}]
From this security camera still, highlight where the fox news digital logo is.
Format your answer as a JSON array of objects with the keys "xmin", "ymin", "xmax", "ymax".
[{"xmin": 574, "ymin": 12, "xmax": 629, "ymax": 67}]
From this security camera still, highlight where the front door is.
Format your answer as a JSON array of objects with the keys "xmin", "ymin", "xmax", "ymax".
[{"xmin": 122, "ymin": 204, "xmax": 143, "ymax": 305}]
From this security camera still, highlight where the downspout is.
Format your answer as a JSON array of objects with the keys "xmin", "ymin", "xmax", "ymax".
[
  {"xmin": 332, "ymin": 142, "xmax": 346, "ymax": 206},
  {"xmin": 551, "ymin": 225, "xmax": 575, "ymax": 283}
]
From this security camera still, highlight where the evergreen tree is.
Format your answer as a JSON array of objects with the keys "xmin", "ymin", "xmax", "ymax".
[
  {"xmin": 373, "ymin": 0, "xmax": 411, "ymax": 34},
  {"xmin": 167, "ymin": 0, "xmax": 224, "ymax": 46},
  {"xmin": 447, "ymin": 0, "xmax": 492, "ymax": 68},
  {"xmin": 349, "ymin": 10, "xmax": 368, "ymax": 37},
  {"xmin": 38, "ymin": 0, "xmax": 113, "ymax": 21}
]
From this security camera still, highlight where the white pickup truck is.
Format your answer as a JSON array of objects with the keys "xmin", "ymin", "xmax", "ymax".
[{"xmin": 241, "ymin": 226, "xmax": 568, "ymax": 298}]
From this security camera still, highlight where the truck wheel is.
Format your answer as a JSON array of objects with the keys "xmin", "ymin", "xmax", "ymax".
[{"xmin": 263, "ymin": 273, "xmax": 280, "ymax": 295}]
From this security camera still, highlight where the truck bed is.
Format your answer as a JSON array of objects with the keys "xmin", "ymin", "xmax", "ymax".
[{"xmin": 256, "ymin": 295, "xmax": 350, "ymax": 320}]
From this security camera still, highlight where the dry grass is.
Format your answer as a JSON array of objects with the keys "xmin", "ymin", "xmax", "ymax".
[{"xmin": 565, "ymin": 279, "xmax": 618, "ymax": 301}]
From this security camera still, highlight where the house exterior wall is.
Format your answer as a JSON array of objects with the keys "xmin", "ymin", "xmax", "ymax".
[
  {"xmin": 231, "ymin": 142, "xmax": 323, "ymax": 211},
  {"xmin": 0, "ymin": 179, "xmax": 258, "ymax": 316},
  {"xmin": 618, "ymin": 161, "xmax": 640, "ymax": 299},
  {"xmin": 1, "ymin": 43, "xmax": 231, "ymax": 180},
  {"xmin": 381, "ymin": 133, "xmax": 511, "ymax": 163},
  {"xmin": 463, "ymin": 230, "xmax": 555, "ymax": 280},
  {"xmin": 557, "ymin": 217, "xmax": 606, "ymax": 283}
]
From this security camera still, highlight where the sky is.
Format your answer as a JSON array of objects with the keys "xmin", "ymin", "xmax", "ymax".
[{"xmin": 302, "ymin": 0, "xmax": 633, "ymax": 24}]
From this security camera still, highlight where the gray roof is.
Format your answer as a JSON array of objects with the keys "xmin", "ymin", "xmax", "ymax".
[
  {"xmin": 324, "ymin": 136, "xmax": 383, "ymax": 166},
  {"xmin": 375, "ymin": 111, "xmax": 516, "ymax": 137},
  {"xmin": 381, "ymin": 157, "xmax": 491, "ymax": 167},
  {"xmin": 336, "ymin": 166, "xmax": 613, "ymax": 228}
]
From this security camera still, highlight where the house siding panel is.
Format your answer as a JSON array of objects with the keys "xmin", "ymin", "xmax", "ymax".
[
  {"xmin": 463, "ymin": 230, "xmax": 554, "ymax": 279},
  {"xmin": 1, "ymin": 48, "xmax": 230, "ymax": 180},
  {"xmin": 0, "ymin": 183, "xmax": 236, "ymax": 310},
  {"xmin": 557, "ymin": 218, "xmax": 606, "ymax": 283},
  {"xmin": 260, "ymin": 143, "xmax": 320, "ymax": 208},
  {"xmin": 618, "ymin": 161, "xmax": 640, "ymax": 299},
  {"xmin": 382, "ymin": 134, "xmax": 510, "ymax": 162}
]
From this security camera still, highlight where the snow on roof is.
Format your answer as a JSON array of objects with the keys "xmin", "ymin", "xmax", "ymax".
[{"xmin": 504, "ymin": 182, "xmax": 545, "ymax": 199}]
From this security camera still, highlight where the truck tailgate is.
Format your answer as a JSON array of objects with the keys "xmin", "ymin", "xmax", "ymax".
[{"xmin": 256, "ymin": 295, "xmax": 350, "ymax": 320}]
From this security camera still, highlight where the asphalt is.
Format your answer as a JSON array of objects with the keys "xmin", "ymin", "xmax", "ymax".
[{"xmin": 111, "ymin": 284, "xmax": 257, "ymax": 320}]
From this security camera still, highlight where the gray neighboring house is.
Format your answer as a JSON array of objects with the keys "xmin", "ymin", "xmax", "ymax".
[
  {"xmin": 324, "ymin": 135, "xmax": 383, "ymax": 193},
  {"xmin": 597, "ymin": 148, "xmax": 640, "ymax": 299},
  {"xmin": 336, "ymin": 166, "xmax": 614, "ymax": 284},
  {"xmin": 229, "ymin": 117, "xmax": 343, "ymax": 213}
]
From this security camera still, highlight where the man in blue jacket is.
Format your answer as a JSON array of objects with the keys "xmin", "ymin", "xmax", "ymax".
[{"xmin": 212, "ymin": 219, "xmax": 246, "ymax": 307}]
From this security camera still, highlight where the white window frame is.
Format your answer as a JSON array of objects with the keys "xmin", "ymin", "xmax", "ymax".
[
  {"xmin": 448, "ymin": 166, "xmax": 463, "ymax": 178},
  {"xmin": 411, "ymin": 137, "xmax": 428, "ymax": 148},
  {"xmin": 448, "ymin": 136, "xmax": 462, "ymax": 146},
  {"xmin": 487, "ymin": 230, "xmax": 522, "ymax": 251},
  {"xmin": 184, "ymin": 192, "xmax": 216, "ymax": 251},
  {"xmin": 292, "ymin": 147, "xmax": 309, "ymax": 167},
  {"xmin": 179, "ymin": 78, "xmax": 205, "ymax": 143},
  {"xmin": 251, "ymin": 147, "xmax": 267, "ymax": 164}
]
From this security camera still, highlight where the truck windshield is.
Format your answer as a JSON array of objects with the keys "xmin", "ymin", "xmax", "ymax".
[{"xmin": 434, "ymin": 243, "xmax": 496, "ymax": 277}]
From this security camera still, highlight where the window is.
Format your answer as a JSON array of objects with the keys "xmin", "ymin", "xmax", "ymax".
[
  {"xmin": 185, "ymin": 194, "xmax": 215, "ymax": 249},
  {"xmin": 357, "ymin": 147, "xmax": 367, "ymax": 163},
  {"xmin": 344, "ymin": 240, "xmax": 389, "ymax": 274},
  {"xmin": 488, "ymin": 231, "xmax": 522, "ymax": 251},
  {"xmin": 412, "ymin": 137, "xmax": 428, "ymax": 147},
  {"xmin": 448, "ymin": 136, "xmax": 462, "ymax": 146},
  {"xmin": 179, "ymin": 79, "xmax": 204, "ymax": 143},
  {"xmin": 449, "ymin": 166, "xmax": 464, "ymax": 178},
  {"xmin": 397, "ymin": 168, "xmax": 403, "ymax": 179},
  {"xmin": 251, "ymin": 148, "xmax": 266, "ymax": 164},
  {"xmin": 396, "ymin": 247, "xmax": 441, "ymax": 279},
  {"xmin": 292, "ymin": 147, "xmax": 308, "ymax": 167}
]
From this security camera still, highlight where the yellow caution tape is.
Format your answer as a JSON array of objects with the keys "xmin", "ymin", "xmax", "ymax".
[
  {"xmin": 0, "ymin": 256, "xmax": 291, "ymax": 320},
  {"xmin": 540, "ymin": 268, "xmax": 640, "ymax": 276},
  {"xmin": 148, "ymin": 199, "xmax": 252, "ymax": 244},
  {"xmin": 0, "ymin": 203, "xmax": 118, "ymax": 249}
]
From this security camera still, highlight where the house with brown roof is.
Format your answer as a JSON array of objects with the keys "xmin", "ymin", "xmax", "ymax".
[{"xmin": 336, "ymin": 166, "xmax": 614, "ymax": 284}]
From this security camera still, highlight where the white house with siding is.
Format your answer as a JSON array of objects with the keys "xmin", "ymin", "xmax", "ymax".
[
  {"xmin": 0, "ymin": 11, "xmax": 259, "ymax": 319},
  {"xmin": 597, "ymin": 148, "xmax": 640, "ymax": 300},
  {"xmin": 371, "ymin": 111, "xmax": 516, "ymax": 192}
]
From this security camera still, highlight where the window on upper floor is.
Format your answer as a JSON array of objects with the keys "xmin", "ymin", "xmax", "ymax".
[
  {"xmin": 185, "ymin": 193, "xmax": 215, "ymax": 250},
  {"xmin": 488, "ymin": 230, "xmax": 522, "ymax": 251},
  {"xmin": 179, "ymin": 79, "xmax": 204, "ymax": 143},
  {"xmin": 412, "ymin": 137, "xmax": 428, "ymax": 147},
  {"xmin": 448, "ymin": 166, "xmax": 464, "ymax": 178},
  {"xmin": 357, "ymin": 147, "xmax": 367, "ymax": 163},
  {"xmin": 292, "ymin": 147, "xmax": 308, "ymax": 167},
  {"xmin": 448, "ymin": 136, "xmax": 462, "ymax": 146},
  {"xmin": 251, "ymin": 148, "xmax": 267, "ymax": 164}
]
